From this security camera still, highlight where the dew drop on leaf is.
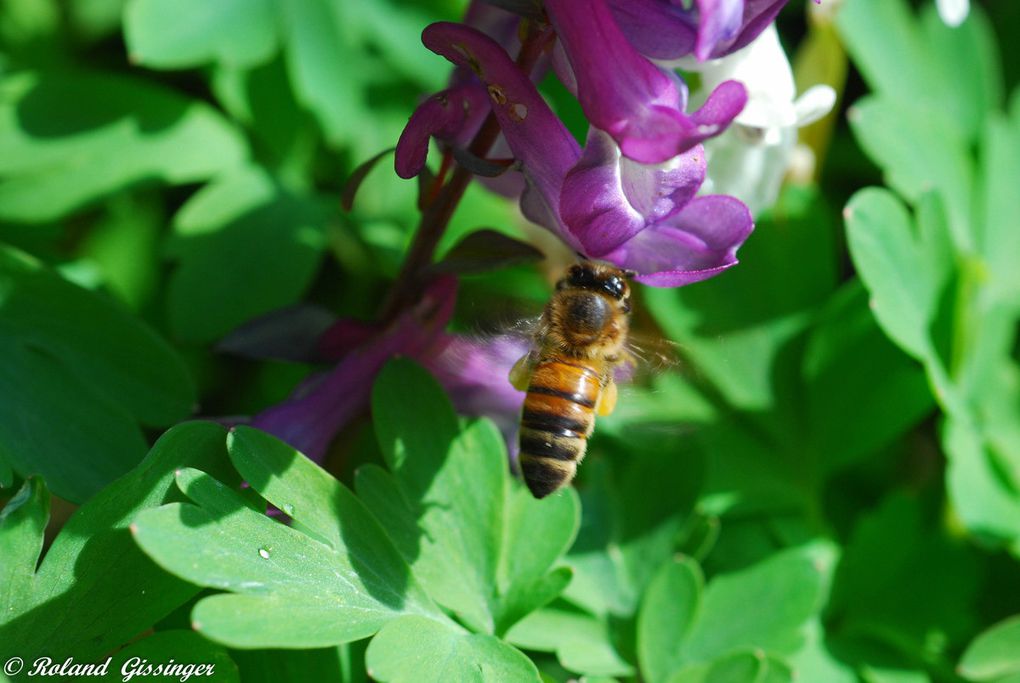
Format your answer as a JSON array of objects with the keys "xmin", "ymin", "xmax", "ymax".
[
  {"xmin": 258, "ymin": 547, "xmax": 271, "ymax": 559},
  {"xmin": 282, "ymin": 503, "xmax": 295, "ymax": 516}
]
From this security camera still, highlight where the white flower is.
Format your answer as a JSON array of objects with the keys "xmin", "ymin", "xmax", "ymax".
[
  {"xmin": 936, "ymin": 0, "xmax": 969, "ymax": 27},
  {"xmin": 679, "ymin": 25, "xmax": 836, "ymax": 216}
]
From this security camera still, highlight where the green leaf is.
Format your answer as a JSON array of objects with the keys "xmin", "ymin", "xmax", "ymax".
[
  {"xmin": 681, "ymin": 545, "xmax": 830, "ymax": 664},
  {"xmin": 104, "ymin": 630, "xmax": 239, "ymax": 682},
  {"xmin": 843, "ymin": 188, "xmax": 950, "ymax": 362},
  {"xmin": 828, "ymin": 495, "xmax": 980, "ymax": 653},
  {"xmin": 366, "ymin": 615, "xmax": 541, "ymax": 683},
  {"xmin": 77, "ymin": 193, "xmax": 162, "ymax": 310},
  {"xmin": 166, "ymin": 166, "xmax": 326, "ymax": 343},
  {"xmin": 0, "ymin": 423, "xmax": 231, "ymax": 660},
  {"xmin": 0, "ymin": 70, "xmax": 247, "ymax": 222},
  {"xmin": 845, "ymin": 181, "xmax": 1020, "ymax": 546},
  {"xmin": 210, "ymin": 56, "xmax": 312, "ymax": 172},
  {"xmin": 367, "ymin": 358, "xmax": 580, "ymax": 635},
  {"xmin": 227, "ymin": 426, "xmax": 419, "ymax": 577},
  {"xmin": 919, "ymin": 6, "xmax": 1002, "ymax": 139},
  {"xmin": 837, "ymin": 0, "xmax": 1000, "ymax": 141},
  {"xmin": 125, "ymin": 0, "xmax": 277, "ymax": 69},
  {"xmin": 959, "ymin": 615, "xmax": 1020, "ymax": 681},
  {"xmin": 638, "ymin": 557, "xmax": 704, "ymax": 683},
  {"xmin": 354, "ymin": 0, "xmax": 448, "ymax": 90},
  {"xmin": 846, "ymin": 98, "xmax": 973, "ymax": 249},
  {"xmin": 944, "ymin": 416, "xmax": 1020, "ymax": 546},
  {"xmin": 785, "ymin": 620, "xmax": 857, "ymax": 683},
  {"xmin": 133, "ymin": 465, "xmax": 444, "ymax": 649},
  {"xmin": 0, "ymin": 478, "xmax": 48, "ymax": 616},
  {"xmin": 636, "ymin": 549, "xmax": 833, "ymax": 682},
  {"xmin": 341, "ymin": 147, "xmax": 395, "ymax": 211},
  {"xmin": 65, "ymin": 0, "xmax": 124, "ymax": 41},
  {"xmin": 506, "ymin": 604, "xmax": 635, "ymax": 677},
  {"xmin": 496, "ymin": 483, "xmax": 579, "ymax": 634},
  {"xmin": 802, "ymin": 281, "xmax": 935, "ymax": 471},
  {"xmin": 564, "ymin": 445, "xmax": 700, "ymax": 617},
  {"xmin": 860, "ymin": 668, "xmax": 931, "ymax": 683},
  {"xmin": 0, "ymin": 245, "xmax": 195, "ymax": 502},
  {"xmin": 232, "ymin": 646, "xmax": 349, "ymax": 683},
  {"xmin": 977, "ymin": 110, "xmax": 1020, "ymax": 304},
  {"xmin": 279, "ymin": 1, "xmax": 365, "ymax": 150},
  {"xmin": 666, "ymin": 651, "xmax": 791, "ymax": 683}
]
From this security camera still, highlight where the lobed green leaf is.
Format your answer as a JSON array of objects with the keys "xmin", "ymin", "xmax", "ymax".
[{"xmin": 0, "ymin": 245, "xmax": 195, "ymax": 501}]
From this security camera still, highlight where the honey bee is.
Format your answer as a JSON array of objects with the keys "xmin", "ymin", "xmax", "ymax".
[{"xmin": 509, "ymin": 261, "xmax": 634, "ymax": 498}]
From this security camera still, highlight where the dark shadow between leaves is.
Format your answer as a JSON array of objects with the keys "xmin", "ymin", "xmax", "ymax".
[{"xmin": 16, "ymin": 71, "xmax": 190, "ymax": 138}]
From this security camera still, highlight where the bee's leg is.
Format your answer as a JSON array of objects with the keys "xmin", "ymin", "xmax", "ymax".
[
  {"xmin": 509, "ymin": 354, "xmax": 534, "ymax": 391},
  {"xmin": 596, "ymin": 378, "xmax": 618, "ymax": 416}
]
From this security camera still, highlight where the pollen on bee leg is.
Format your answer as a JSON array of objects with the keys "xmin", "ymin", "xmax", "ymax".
[
  {"xmin": 596, "ymin": 380, "xmax": 618, "ymax": 416},
  {"xmin": 509, "ymin": 354, "xmax": 533, "ymax": 391}
]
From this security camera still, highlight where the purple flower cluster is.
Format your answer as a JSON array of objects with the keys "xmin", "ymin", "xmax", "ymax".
[
  {"xmin": 248, "ymin": 0, "xmax": 790, "ymax": 463},
  {"xmin": 398, "ymin": 0, "xmax": 786, "ymax": 286}
]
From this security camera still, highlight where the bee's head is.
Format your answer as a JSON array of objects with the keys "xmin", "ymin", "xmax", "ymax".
[{"xmin": 556, "ymin": 262, "xmax": 634, "ymax": 312}]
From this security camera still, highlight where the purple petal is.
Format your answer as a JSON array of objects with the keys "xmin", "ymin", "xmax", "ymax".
[
  {"xmin": 694, "ymin": 0, "xmax": 746, "ymax": 61},
  {"xmin": 686, "ymin": 79, "xmax": 749, "ymax": 141},
  {"xmin": 609, "ymin": 0, "xmax": 788, "ymax": 62},
  {"xmin": 463, "ymin": 0, "xmax": 520, "ymax": 42},
  {"xmin": 722, "ymin": 0, "xmax": 789, "ymax": 56},
  {"xmin": 606, "ymin": 195, "xmax": 753, "ymax": 286},
  {"xmin": 424, "ymin": 334, "xmax": 529, "ymax": 453},
  {"xmin": 394, "ymin": 83, "xmax": 490, "ymax": 179},
  {"xmin": 584, "ymin": 80, "xmax": 742, "ymax": 177},
  {"xmin": 251, "ymin": 277, "xmax": 458, "ymax": 462},
  {"xmin": 607, "ymin": 0, "xmax": 696, "ymax": 61},
  {"xmin": 620, "ymin": 143, "xmax": 705, "ymax": 221},
  {"xmin": 560, "ymin": 129, "xmax": 706, "ymax": 256},
  {"xmin": 545, "ymin": 0, "xmax": 746, "ymax": 163},
  {"xmin": 422, "ymin": 22, "xmax": 583, "ymax": 250},
  {"xmin": 317, "ymin": 318, "xmax": 378, "ymax": 361}
]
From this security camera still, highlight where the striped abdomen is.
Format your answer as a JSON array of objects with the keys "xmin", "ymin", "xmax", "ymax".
[{"xmin": 519, "ymin": 359, "xmax": 603, "ymax": 498}]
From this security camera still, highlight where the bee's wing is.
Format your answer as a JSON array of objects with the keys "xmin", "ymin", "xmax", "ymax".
[
  {"xmin": 615, "ymin": 332, "xmax": 685, "ymax": 384},
  {"xmin": 605, "ymin": 355, "xmax": 704, "ymax": 438},
  {"xmin": 499, "ymin": 314, "xmax": 544, "ymax": 344}
]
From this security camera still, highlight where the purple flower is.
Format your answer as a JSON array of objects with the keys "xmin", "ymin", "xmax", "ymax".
[
  {"xmin": 423, "ymin": 22, "xmax": 753, "ymax": 287},
  {"xmin": 544, "ymin": 0, "xmax": 748, "ymax": 164},
  {"xmin": 395, "ymin": 84, "xmax": 490, "ymax": 180},
  {"xmin": 250, "ymin": 277, "xmax": 457, "ymax": 462},
  {"xmin": 248, "ymin": 278, "xmax": 528, "ymax": 462},
  {"xmin": 394, "ymin": 0, "xmax": 539, "ymax": 185},
  {"xmin": 608, "ymin": 0, "xmax": 790, "ymax": 63}
]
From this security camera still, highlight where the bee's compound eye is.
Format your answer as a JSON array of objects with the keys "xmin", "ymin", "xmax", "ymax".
[{"xmin": 602, "ymin": 276, "xmax": 625, "ymax": 299}]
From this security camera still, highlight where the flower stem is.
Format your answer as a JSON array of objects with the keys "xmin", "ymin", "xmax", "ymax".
[{"xmin": 378, "ymin": 23, "xmax": 552, "ymax": 322}]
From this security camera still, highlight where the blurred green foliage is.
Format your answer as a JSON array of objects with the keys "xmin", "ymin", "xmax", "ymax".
[{"xmin": 2, "ymin": 0, "xmax": 1020, "ymax": 682}]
